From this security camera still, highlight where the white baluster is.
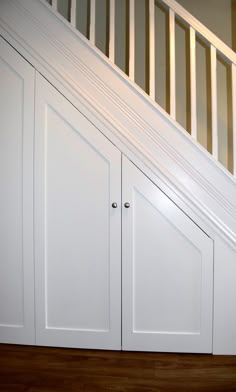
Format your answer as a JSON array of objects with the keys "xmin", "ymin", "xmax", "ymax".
[
  {"xmin": 51, "ymin": 0, "xmax": 58, "ymax": 11},
  {"xmin": 232, "ymin": 63, "xmax": 236, "ymax": 175},
  {"xmin": 90, "ymin": 0, "xmax": 96, "ymax": 45},
  {"xmin": 190, "ymin": 27, "xmax": 197, "ymax": 139},
  {"xmin": 210, "ymin": 45, "xmax": 218, "ymax": 159},
  {"xmin": 71, "ymin": 0, "xmax": 76, "ymax": 27},
  {"xmin": 109, "ymin": 0, "xmax": 115, "ymax": 62},
  {"xmin": 169, "ymin": 9, "xmax": 176, "ymax": 119},
  {"xmin": 149, "ymin": 0, "xmax": 155, "ymax": 100},
  {"xmin": 129, "ymin": 0, "xmax": 135, "ymax": 81}
]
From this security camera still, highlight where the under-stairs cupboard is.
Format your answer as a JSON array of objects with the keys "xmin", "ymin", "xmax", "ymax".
[
  {"xmin": 0, "ymin": 36, "xmax": 35, "ymax": 345},
  {"xmin": 1, "ymin": 36, "xmax": 214, "ymax": 354}
]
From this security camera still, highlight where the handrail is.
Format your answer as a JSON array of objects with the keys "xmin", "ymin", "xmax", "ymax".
[
  {"xmin": 45, "ymin": 0, "xmax": 236, "ymax": 177},
  {"xmin": 162, "ymin": 0, "xmax": 235, "ymax": 174},
  {"xmin": 161, "ymin": 0, "xmax": 236, "ymax": 65}
]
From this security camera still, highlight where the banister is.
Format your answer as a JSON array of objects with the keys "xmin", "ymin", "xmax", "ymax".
[
  {"xmin": 70, "ymin": 0, "xmax": 76, "ymax": 28},
  {"xmin": 89, "ymin": 0, "xmax": 95, "ymax": 45},
  {"xmin": 129, "ymin": 0, "xmax": 135, "ymax": 81},
  {"xmin": 189, "ymin": 26, "xmax": 197, "ymax": 139},
  {"xmin": 169, "ymin": 8, "xmax": 176, "ymax": 119},
  {"xmin": 160, "ymin": 0, "xmax": 236, "ymax": 65},
  {"xmin": 44, "ymin": 0, "xmax": 236, "ymax": 177}
]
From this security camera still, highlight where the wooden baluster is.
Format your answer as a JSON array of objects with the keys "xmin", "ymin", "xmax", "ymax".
[
  {"xmin": 109, "ymin": 0, "xmax": 115, "ymax": 62},
  {"xmin": 210, "ymin": 45, "xmax": 218, "ymax": 160},
  {"xmin": 70, "ymin": 0, "xmax": 77, "ymax": 27},
  {"xmin": 129, "ymin": 0, "xmax": 135, "ymax": 81},
  {"xmin": 90, "ymin": 0, "xmax": 96, "ymax": 45},
  {"xmin": 149, "ymin": 0, "xmax": 155, "ymax": 100},
  {"xmin": 190, "ymin": 27, "xmax": 197, "ymax": 139},
  {"xmin": 51, "ymin": 0, "xmax": 58, "ymax": 11},
  {"xmin": 169, "ymin": 9, "xmax": 176, "ymax": 119},
  {"xmin": 232, "ymin": 63, "xmax": 236, "ymax": 175}
]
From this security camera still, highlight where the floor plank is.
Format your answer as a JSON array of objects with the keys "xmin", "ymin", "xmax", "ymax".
[{"xmin": 0, "ymin": 344, "xmax": 236, "ymax": 391}]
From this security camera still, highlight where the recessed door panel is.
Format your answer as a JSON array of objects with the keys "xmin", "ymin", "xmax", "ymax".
[
  {"xmin": 0, "ymin": 37, "xmax": 35, "ymax": 344},
  {"xmin": 122, "ymin": 156, "xmax": 213, "ymax": 353},
  {"xmin": 35, "ymin": 73, "xmax": 121, "ymax": 349}
]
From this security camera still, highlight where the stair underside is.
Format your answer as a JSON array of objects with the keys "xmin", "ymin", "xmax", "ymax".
[{"xmin": 0, "ymin": 0, "xmax": 236, "ymax": 250}]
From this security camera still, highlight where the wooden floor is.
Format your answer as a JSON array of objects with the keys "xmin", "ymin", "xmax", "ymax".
[{"xmin": 1, "ymin": 345, "xmax": 236, "ymax": 391}]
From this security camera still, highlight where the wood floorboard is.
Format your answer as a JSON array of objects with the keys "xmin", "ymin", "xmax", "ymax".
[{"xmin": 0, "ymin": 344, "xmax": 236, "ymax": 391}]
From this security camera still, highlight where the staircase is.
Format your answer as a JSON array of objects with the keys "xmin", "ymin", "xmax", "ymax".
[
  {"xmin": 48, "ymin": 0, "xmax": 236, "ymax": 177},
  {"xmin": 1, "ymin": 0, "xmax": 236, "ymax": 354}
]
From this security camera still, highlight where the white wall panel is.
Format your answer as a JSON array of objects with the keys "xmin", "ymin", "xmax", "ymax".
[
  {"xmin": 35, "ymin": 72, "xmax": 121, "ymax": 350},
  {"xmin": 0, "ymin": 36, "xmax": 35, "ymax": 344},
  {"xmin": 122, "ymin": 156, "xmax": 213, "ymax": 353}
]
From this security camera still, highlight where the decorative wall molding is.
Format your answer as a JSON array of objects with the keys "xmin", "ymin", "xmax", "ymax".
[{"xmin": 0, "ymin": 0, "xmax": 236, "ymax": 251}]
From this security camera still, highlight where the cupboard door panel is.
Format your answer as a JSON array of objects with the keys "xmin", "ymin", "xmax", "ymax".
[
  {"xmin": 122, "ymin": 156, "xmax": 213, "ymax": 353},
  {"xmin": 35, "ymin": 73, "xmax": 121, "ymax": 349},
  {"xmin": 0, "ymin": 37, "xmax": 35, "ymax": 344}
]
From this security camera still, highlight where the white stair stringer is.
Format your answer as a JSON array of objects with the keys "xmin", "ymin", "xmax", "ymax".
[{"xmin": 0, "ymin": 0, "xmax": 236, "ymax": 355}]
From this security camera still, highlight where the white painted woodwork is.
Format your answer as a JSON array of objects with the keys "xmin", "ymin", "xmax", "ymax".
[
  {"xmin": 149, "ymin": 0, "xmax": 155, "ymax": 100},
  {"xmin": 70, "ymin": 0, "xmax": 76, "ymax": 27},
  {"xmin": 89, "ymin": 0, "xmax": 95, "ymax": 45},
  {"xmin": 51, "ymin": 0, "xmax": 57, "ymax": 11},
  {"xmin": 122, "ymin": 156, "xmax": 213, "ymax": 353},
  {"xmin": 161, "ymin": 0, "xmax": 236, "ymax": 65},
  {"xmin": 34, "ymin": 72, "xmax": 121, "ymax": 350},
  {"xmin": 169, "ymin": 9, "xmax": 176, "ymax": 119},
  {"xmin": 213, "ymin": 234, "xmax": 236, "ymax": 354},
  {"xmin": 45, "ymin": 0, "xmax": 236, "ymax": 177},
  {"xmin": 0, "ymin": 36, "xmax": 35, "ymax": 344},
  {"xmin": 109, "ymin": 0, "xmax": 115, "ymax": 63},
  {"xmin": 129, "ymin": 0, "xmax": 135, "ymax": 81},
  {"xmin": 2, "ymin": 0, "xmax": 236, "ymax": 355},
  {"xmin": 190, "ymin": 27, "xmax": 197, "ymax": 139},
  {"xmin": 232, "ymin": 64, "xmax": 236, "ymax": 176},
  {"xmin": 210, "ymin": 45, "xmax": 218, "ymax": 159}
]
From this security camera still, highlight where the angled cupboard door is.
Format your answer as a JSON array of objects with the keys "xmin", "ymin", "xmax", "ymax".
[
  {"xmin": 34, "ymin": 73, "xmax": 121, "ymax": 350},
  {"xmin": 0, "ymin": 37, "xmax": 35, "ymax": 344},
  {"xmin": 122, "ymin": 156, "xmax": 213, "ymax": 353}
]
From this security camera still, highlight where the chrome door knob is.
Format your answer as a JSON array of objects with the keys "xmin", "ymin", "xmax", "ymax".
[
  {"xmin": 124, "ymin": 202, "xmax": 130, "ymax": 208},
  {"xmin": 112, "ymin": 202, "xmax": 118, "ymax": 208}
]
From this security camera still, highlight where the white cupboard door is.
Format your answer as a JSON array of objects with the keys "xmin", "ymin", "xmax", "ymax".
[
  {"xmin": 122, "ymin": 156, "xmax": 213, "ymax": 353},
  {"xmin": 0, "ymin": 37, "xmax": 35, "ymax": 344},
  {"xmin": 35, "ymin": 73, "xmax": 121, "ymax": 350}
]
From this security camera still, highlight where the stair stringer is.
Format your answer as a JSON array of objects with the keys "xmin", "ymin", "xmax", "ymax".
[{"xmin": 1, "ymin": 0, "xmax": 236, "ymax": 354}]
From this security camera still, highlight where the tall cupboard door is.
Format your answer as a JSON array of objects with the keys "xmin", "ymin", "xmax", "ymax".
[
  {"xmin": 0, "ymin": 37, "xmax": 35, "ymax": 344},
  {"xmin": 122, "ymin": 156, "xmax": 213, "ymax": 353},
  {"xmin": 35, "ymin": 73, "xmax": 121, "ymax": 349}
]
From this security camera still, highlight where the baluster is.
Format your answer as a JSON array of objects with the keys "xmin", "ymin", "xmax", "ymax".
[
  {"xmin": 169, "ymin": 9, "xmax": 176, "ymax": 119},
  {"xmin": 190, "ymin": 27, "xmax": 197, "ymax": 139},
  {"xmin": 210, "ymin": 45, "xmax": 218, "ymax": 159},
  {"xmin": 129, "ymin": 0, "xmax": 135, "ymax": 81},
  {"xmin": 232, "ymin": 63, "xmax": 236, "ymax": 175},
  {"xmin": 109, "ymin": 0, "xmax": 115, "ymax": 62},
  {"xmin": 71, "ymin": 0, "xmax": 76, "ymax": 27},
  {"xmin": 51, "ymin": 0, "xmax": 58, "ymax": 11},
  {"xmin": 90, "ymin": 0, "xmax": 96, "ymax": 45},
  {"xmin": 149, "ymin": 0, "xmax": 155, "ymax": 100}
]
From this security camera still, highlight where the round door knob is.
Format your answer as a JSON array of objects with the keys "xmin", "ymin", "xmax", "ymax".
[
  {"xmin": 124, "ymin": 202, "xmax": 130, "ymax": 208},
  {"xmin": 112, "ymin": 202, "xmax": 118, "ymax": 208}
]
